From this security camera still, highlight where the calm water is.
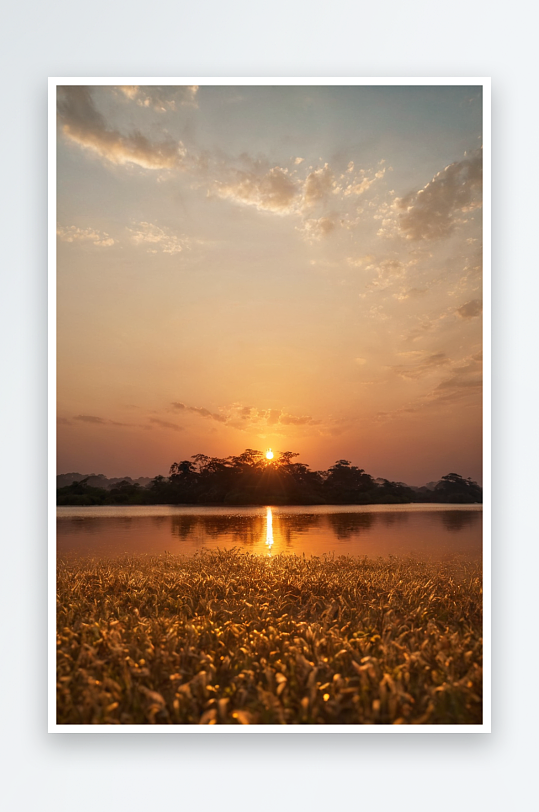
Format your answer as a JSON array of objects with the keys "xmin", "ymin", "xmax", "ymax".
[{"xmin": 57, "ymin": 504, "xmax": 482, "ymax": 562}]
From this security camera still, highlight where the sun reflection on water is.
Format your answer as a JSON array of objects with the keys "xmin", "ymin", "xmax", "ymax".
[{"xmin": 265, "ymin": 507, "xmax": 274, "ymax": 554}]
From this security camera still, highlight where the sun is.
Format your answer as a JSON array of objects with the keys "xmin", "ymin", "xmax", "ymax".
[{"xmin": 265, "ymin": 448, "xmax": 274, "ymax": 460}]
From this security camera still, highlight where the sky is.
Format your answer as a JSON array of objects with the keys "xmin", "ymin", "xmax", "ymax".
[{"xmin": 56, "ymin": 83, "xmax": 483, "ymax": 485}]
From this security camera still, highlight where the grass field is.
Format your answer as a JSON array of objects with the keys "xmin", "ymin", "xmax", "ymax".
[{"xmin": 56, "ymin": 550, "xmax": 482, "ymax": 725}]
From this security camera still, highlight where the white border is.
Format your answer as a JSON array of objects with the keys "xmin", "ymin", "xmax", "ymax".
[{"xmin": 49, "ymin": 76, "xmax": 490, "ymax": 734}]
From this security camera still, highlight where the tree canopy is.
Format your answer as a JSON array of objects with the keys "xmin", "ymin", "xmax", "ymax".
[{"xmin": 57, "ymin": 450, "xmax": 482, "ymax": 506}]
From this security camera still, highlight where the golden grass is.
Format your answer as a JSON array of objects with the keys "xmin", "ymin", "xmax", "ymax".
[{"xmin": 57, "ymin": 550, "xmax": 482, "ymax": 725}]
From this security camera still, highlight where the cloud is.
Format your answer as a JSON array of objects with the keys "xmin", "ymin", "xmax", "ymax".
[
  {"xmin": 128, "ymin": 222, "xmax": 188, "ymax": 254},
  {"xmin": 364, "ymin": 257, "xmax": 409, "ymax": 290},
  {"xmin": 375, "ymin": 258, "xmax": 405, "ymax": 279},
  {"xmin": 73, "ymin": 414, "xmax": 129, "ymax": 427},
  {"xmin": 170, "ymin": 399, "xmax": 323, "ymax": 433},
  {"xmin": 456, "ymin": 299, "xmax": 482, "ymax": 319},
  {"xmin": 171, "ymin": 401, "xmax": 226, "ymax": 423},
  {"xmin": 230, "ymin": 404, "xmax": 321, "ymax": 430},
  {"xmin": 190, "ymin": 407, "xmax": 227, "ymax": 423},
  {"xmin": 337, "ymin": 161, "xmax": 387, "ymax": 198},
  {"xmin": 58, "ymin": 86, "xmax": 185, "ymax": 169},
  {"xmin": 214, "ymin": 156, "xmax": 386, "ymax": 233},
  {"xmin": 57, "ymin": 225, "xmax": 114, "ymax": 247},
  {"xmin": 377, "ymin": 352, "xmax": 482, "ymax": 421},
  {"xmin": 402, "ymin": 308, "xmax": 452, "ymax": 343},
  {"xmin": 342, "ymin": 169, "xmax": 385, "ymax": 197},
  {"xmin": 117, "ymin": 85, "xmax": 198, "ymax": 110},
  {"xmin": 428, "ymin": 353, "xmax": 483, "ymax": 404},
  {"xmin": 267, "ymin": 409, "xmax": 282, "ymax": 426},
  {"xmin": 149, "ymin": 418, "xmax": 184, "ymax": 432},
  {"xmin": 300, "ymin": 216, "xmax": 337, "ymax": 240},
  {"xmin": 278, "ymin": 413, "xmax": 319, "ymax": 426},
  {"xmin": 390, "ymin": 352, "xmax": 450, "ymax": 380},
  {"xmin": 396, "ymin": 151, "xmax": 482, "ymax": 240},
  {"xmin": 57, "ymin": 89, "xmax": 388, "ymax": 243},
  {"xmin": 74, "ymin": 414, "xmax": 106, "ymax": 424},
  {"xmin": 394, "ymin": 287, "xmax": 428, "ymax": 301},
  {"xmin": 214, "ymin": 166, "xmax": 298, "ymax": 213},
  {"xmin": 304, "ymin": 164, "xmax": 335, "ymax": 206}
]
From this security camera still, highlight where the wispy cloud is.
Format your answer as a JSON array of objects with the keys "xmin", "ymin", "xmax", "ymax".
[
  {"xmin": 170, "ymin": 400, "xmax": 324, "ymax": 433},
  {"xmin": 74, "ymin": 414, "xmax": 106, "ymax": 424},
  {"xmin": 74, "ymin": 415, "xmax": 128, "ymax": 427},
  {"xmin": 394, "ymin": 287, "xmax": 428, "ymax": 301},
  {"xmin": 299, "ymin": 216, "xmax": 338, "ymax": 240},
  {"xmin": 171, "ymin": 402, "xmax": 227, "ymax": 423},
  {"xmin": 116, "ymin": 85, "xmax": 198, "ymax": 110},
  {"xmin": 149, "ymin": 418, "xmax": 184, "ymax": 432},
  {"xmin": 57, "ymin": 225, "xmax": 114, "ymax": 247},
  {"xmin": 456, "ymin": 299, "xmax": 482, "ymax": 319},
  {"xmin": 128, "ymin": 222, "xmax": 189, "ymax": 254},
  {"xmin": 431, "ymin": 353, "xmax": 482, "ymax": 404},
  {"xmin": 377, "ymin": 352, "xmax": 482, "ymax": 420},
  {"xmin": 389, "ymin": 352, "xmax": 450, "ymax": 380}
]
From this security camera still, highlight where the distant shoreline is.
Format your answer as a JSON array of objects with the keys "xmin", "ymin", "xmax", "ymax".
[
  {"xmin": 57, "ymin": 499, "xmax": 483, "ymax": 509},
  {"xmin": 57, "ymin": 459, "xmax": 482, "ymax": 508}
]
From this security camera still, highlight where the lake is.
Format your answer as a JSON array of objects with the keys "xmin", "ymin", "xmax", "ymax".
[{"xmin": 57, "ymin": 504, "xmax": 482, "ymax": 562}]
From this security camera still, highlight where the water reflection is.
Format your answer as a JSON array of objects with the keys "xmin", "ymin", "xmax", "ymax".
[
  {"xmin": 57, "ymin": 505, "xmax": 482, "ymax": 562},
  {"xmin": 273, "ymin": 514, "xmax": 322, "ymax": 547},
  {"xmin": 439, "ymin": 511, "xmax": 480, "ymax": 532},
  {"xmin": 170, "ymin": 514, "xmax": 266, "ymax": 545},
  {"xmin": 327, "ymin": 512, "xmax": 376, "ymax": 539},
  {"xmin": 266, "ymin": 507, "xmax": 274, "ymax": 553}
]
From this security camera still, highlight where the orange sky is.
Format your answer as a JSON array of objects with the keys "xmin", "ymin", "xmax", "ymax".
[{"xmin": 57, "ymin": 84, "xmax": 483, "ymax": 485}]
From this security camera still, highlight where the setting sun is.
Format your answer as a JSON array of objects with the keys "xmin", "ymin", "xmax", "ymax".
[{"xmin": 265, "ymin": 449, "xmax": 274, "ymax": 460}]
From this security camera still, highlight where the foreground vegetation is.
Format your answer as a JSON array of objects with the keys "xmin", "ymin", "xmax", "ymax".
[
  {"xmin": 57, "ymin": 449, "xmax": 483, "ymax": 506},
  {"xmin": 57, "ymin": 551, "xmax": 482, "ymax": 725}
]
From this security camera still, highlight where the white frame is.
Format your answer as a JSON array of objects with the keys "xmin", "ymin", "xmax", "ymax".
[{"xmin": 49, "ymin": 76, "xmax": 491, "ymax": 733}]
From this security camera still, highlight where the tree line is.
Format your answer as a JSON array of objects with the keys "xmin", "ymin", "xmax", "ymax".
[{"xmin": 57, "ymin": 449, "xmax": 482, "ymax": 506}]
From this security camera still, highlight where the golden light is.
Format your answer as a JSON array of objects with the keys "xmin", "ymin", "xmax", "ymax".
[
  {"xmin": 265, "ymin": 507, "xmax": 274, "ymax": 552},
  {"xmin": 265, "ymin": 448, "xmax": 274, "ymax": 460}
]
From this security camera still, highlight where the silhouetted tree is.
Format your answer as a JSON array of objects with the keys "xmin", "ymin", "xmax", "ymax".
[
  {"xmin": 57, "ymin": 450, "xmax": 482, "ymax": 506},
  {"xmin": 278, "ymin": 451, "xmax": 300, "ymax": 466},
  {"xmin": 434, "ymin": 473, "xmax": 482, "ymax": 503}
]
